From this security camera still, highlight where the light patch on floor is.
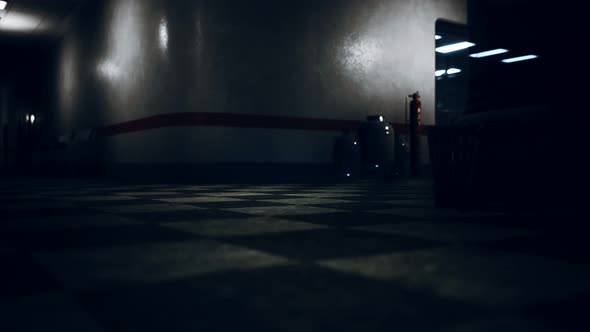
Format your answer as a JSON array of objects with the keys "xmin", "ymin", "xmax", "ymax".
[
  {"xmin": 318, "ymin": 248, "xmax": 590, "ymax": 306},
  {"xmin": 35, "ymin": 239, "xmax": 292, "ymax": 290},
  {"xmin": 158, "ymin": 197, "xmax": 246, "ymax": 203},
  {"xmin": 224, "ymin": 206, "xmax": 345, "ymax": 216},
  {"xmin": 258, "ymin": 198, "xmax": 355, "ymax": 205},
  {"xmin": 162, "ymin": 218, "xmax": 327, "ymax": 237},
  {"xmin": 351, "ymin": 222, "xmax": 536, "ymax": 243},
  {"xmin": 96, "ymin": 203, "xmax": 203, "ymax": 214}
]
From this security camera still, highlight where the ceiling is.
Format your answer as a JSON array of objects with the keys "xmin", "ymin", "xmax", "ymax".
[
  {"xmin": 0, "ymin": 0, "xmax": 83, "ymax": 38},
  {"xmin": 468, "ymin": 0, "xmax": 565, "ymax": 61}
]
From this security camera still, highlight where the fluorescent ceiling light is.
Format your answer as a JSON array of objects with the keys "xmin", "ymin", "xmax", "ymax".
[
  {"xmin": 0, "ymin": 1, "xmax": 7, "ymax": 10},
  {"xmin": 435, "ymin": 35, "xmax": 442, "ymax": 40},
  {"xmin": 0, "ymin": 12, "xmax": 42, "ymax": 31},
  {"xmin": 446, "ymin": 68, "xmax": 462, "ymax": 75},
  {"xmin": 436, "ymin": 41, "xmax": 475, "ymax": 54},
  {"xmin": 501, "ymin": 55, "xmax": 538, "ymax": 63},
  {"xmin": 435, "ymin": 70, "xmax": 446, "ymax": 77},
  {"xmin": 470, "ymin": 48, "xmax": 509, "ymax": 58}
]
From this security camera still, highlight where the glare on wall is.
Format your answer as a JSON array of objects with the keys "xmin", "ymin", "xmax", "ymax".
[
  {"xmin": 159, "ymin": 18, "xmax": 168, "ymax": 52},
  {"xmin": 341, "ymin": 37, "xmax": 383, "ymax": 75},
  {"xmin": 97, "ymin": 60, "xmax": 121, "ymax": 80}
]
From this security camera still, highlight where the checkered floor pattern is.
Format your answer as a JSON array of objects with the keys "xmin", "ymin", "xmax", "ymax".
[{"xmin": 1, "ymin": 177, "xmax": 589, "ymax": 331}]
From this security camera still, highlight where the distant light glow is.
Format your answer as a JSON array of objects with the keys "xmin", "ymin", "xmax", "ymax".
[
  {"xmin": 385, "ymin": 126, "xmax": 389, "ymax": 130},
  {"xmin": 346, "ymin": 173, "xmax": 351, "ymax": 177},
  {"xmin": 470, "ymin": 48, "xmax": 509, "ymax": 58},
  {"xmin": 435, "ymin": 35, "xmax": 442, "ymax": 40},
  {"xmin": 30, "ymin": 115, "xmax": 35, "ymax": 124},
  {"xmin": 501, "ymin": 55, "xmax": 538, "ymax": 63},
  {"xmin": 435, "ymin": 70, "xmax": 446, "ymax": 77},
  {"xmin": 25, "ymin": 114, "xmax": 30, "ymax": 122},
  {"xmin": 375, "ymin": 164, "xmax": 380, "ymax": 168},
  {"xmin": 436, "ymin": 41, "xmax": 475, "ymax": 54},
  {"xmin": 386, "ymin": 131, "xmax": 390, "ymax": 135},
  {"xmin": 446, "ymin": 68, "xmax": 462, "ymax": 75},
  {"xmin": 0, "ymin": 1, "xmax": 7, "ymax": 10},
  {"xmin": 379, "ymin": 116, "xmax": 384, "ymax": 122},
  {"xmin": 159, "ymin": 18, "xmax": 168, "ymax": 52},
  {"xmin": 353, "ymin": 141, "xmax": 358, "ymax": 145}
]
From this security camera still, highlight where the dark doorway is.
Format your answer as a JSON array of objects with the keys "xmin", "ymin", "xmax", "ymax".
[{"xmin": 435, "ymin": 19, "xmax": 470, "ymax": 125}]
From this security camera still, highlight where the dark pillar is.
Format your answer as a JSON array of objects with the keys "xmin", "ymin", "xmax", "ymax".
[{"xmin": 409, "ymin": 92, "xmax": 422, "ymax": 177}]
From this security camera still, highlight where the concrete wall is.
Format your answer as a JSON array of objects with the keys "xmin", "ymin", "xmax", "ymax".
[{"xmin": 55, "ymin": 0, "xmax": 466, "ymax": 174}]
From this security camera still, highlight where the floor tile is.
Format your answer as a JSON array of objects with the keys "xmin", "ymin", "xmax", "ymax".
[
  {"xmin": 35, "ymin": 239, "xmax": 291, "ymax": 290},
  {"xmin": 318, "ymin": 248, "xmax": 590, "ymax": 307},
  {"xmin": 162, "ymin": 218, "xmax": 328, "ymax": 237},
  {"xmin": 0, "ymin": 292, "xmax": 108, "ymax": 332},
  {"xmin": 77, "ymin": 265, "xmax": 479, "ymax": 332},
  {"xmin": 258, "ymin": 197, "xmax": 355, "ymax": 205},
  {"xmin": 221, "ymin": 228, "xmax": 443, "ymax": 260},
  {"xmin": 223, "ymin": 205, "xmax": 345, "ymax": 216}
]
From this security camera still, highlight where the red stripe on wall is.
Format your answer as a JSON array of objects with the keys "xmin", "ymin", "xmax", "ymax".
[
  {"xmin": 94, "ymin": 112, "xmax": 431, "ymax": 136},
  {"xmin": 95, "ymin": 112, "xmax": 363, "ymax": 136}
]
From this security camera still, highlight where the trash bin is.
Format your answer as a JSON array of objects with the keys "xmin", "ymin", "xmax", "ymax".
[
  {"xmin": 333, "ymin": 131, "xmax": 361, "ymax": 180},
  {"xmin": 358, "ymin": 116, "xmax": 395, "ymax": 179}
]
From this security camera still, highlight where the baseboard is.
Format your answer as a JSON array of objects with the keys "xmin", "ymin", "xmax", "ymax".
[{"xmin": 99, "ymin": 162, "xmax": 339, "ymax": 184}]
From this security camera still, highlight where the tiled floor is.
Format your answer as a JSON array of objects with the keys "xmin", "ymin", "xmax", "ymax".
[{"xmin": 1, "ymin": 176, "xmax": 589, "ymax": 331}]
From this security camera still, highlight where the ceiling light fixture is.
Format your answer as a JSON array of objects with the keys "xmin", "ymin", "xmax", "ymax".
[
  {"xmin": 501, "ymin": 55, "xmax": 538, "ymax": 63},
  {"xmin": 436, "ymin": 41, "xmax": 475, "ymax": 54},
  {"xmin": 0, "ymin": 1, "xmax": 7, "ymax": 11},
  {"xmin": 435, "ymin": 35, "xmax": 442, "ymax": 40},
  {"xmin": 470, "ymin": 48, "xmax": 509, "ymax": 58},
  {"xmin": 435, "ymin": 70, "xmax": 446, "ymax": 77}
]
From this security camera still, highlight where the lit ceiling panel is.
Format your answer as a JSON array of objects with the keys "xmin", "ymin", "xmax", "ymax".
[
  {"xmin": 0, "ymin": 10, "xmax": 43, "ymax": 32},
  {"xmin": 0, "ymin": 0, "xmax": 82, "ymax": 35}
]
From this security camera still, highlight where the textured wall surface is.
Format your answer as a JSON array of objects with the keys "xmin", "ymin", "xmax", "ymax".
[{"xmin": 56, "ymin": 0, "xmax": 466, "ymax": 166}]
